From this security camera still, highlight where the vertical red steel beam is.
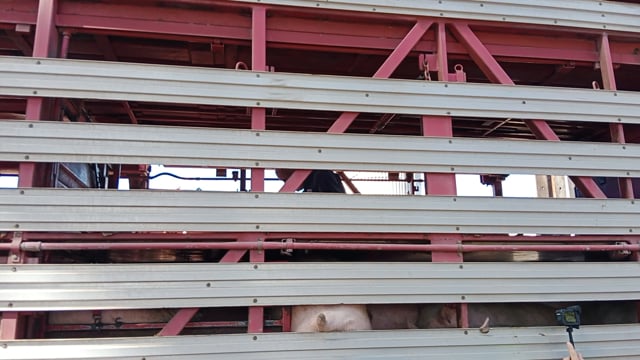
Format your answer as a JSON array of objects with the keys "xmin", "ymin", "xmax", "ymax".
[
  {"xmin": 220, "ymin": 6, "xmax": 269, "ymax": 263},
  {"xmin": 281, "ymin": 20, "xmax": 433, "ymax": 192},
  {"xmin": 3, "ymin": 0, "xmax": 59, "ymax": 340},
  {"xmin": 599, "ymin": 33, "xmax": 634, "ymax": 199},
  {"xmin": 240, "ymin": 6, "xmax": 268, "ymax": 329},
  {"xmin": 24, "ymin": 0, "xmax": 58, "ymax": 122},
  {"xmin": 21, "ymin": 0, "xmax": 59, "ymax": 188},
  {"xmin": 449, "ymin": 22, "xmax": 606, "ymax": 199},
  {"xmin": 429, "ymin": 23, "xmax": 467, "ymax": 326},
  {"xmin": 248, "ymin": 244, "xmax": 265, "ymax": 333},
  {"xmin": 251, "ymin": 6, "xmax": 267, "ymax": 192}
]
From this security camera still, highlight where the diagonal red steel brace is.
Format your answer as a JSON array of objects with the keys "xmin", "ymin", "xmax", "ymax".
[
  {"xmin": 449, "ymin": 22, "xmax": 606, "ymax": 198},
  {"xmin": 599, "ymin": 33, "xmax": 634, "ymax": 198},
  {"xmin": 280, "ymin": 19, "xmax": 434, "ymax": 192}
]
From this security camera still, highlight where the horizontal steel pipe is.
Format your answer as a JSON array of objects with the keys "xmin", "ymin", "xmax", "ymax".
[{"xmin": 1, "ymin": 241, "xmax": 637, "ymax": 253}]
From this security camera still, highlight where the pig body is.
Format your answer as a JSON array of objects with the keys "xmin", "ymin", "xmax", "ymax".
[
  {"xmin": 367, "ymin": 304, "xmax": 419, "ymax": 330},
  {"xmin": 291, "ymin": 305, "xmax": 372, "ymax": 332}
]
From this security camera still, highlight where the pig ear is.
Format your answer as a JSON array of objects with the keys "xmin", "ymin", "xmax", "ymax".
[{"xmin": 316, "ymin": 313, "xmax": 327, "ymax": 331}]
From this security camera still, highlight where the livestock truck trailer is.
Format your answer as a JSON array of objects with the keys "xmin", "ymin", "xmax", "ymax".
[{"xmin": 1, "ymin": 0, "xmax": 640, "ymax": 358}]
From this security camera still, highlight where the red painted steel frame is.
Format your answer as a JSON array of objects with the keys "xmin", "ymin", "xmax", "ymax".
[{"xmin": 2, "ymin": 0, "xmax": 639, "ymax": 339}]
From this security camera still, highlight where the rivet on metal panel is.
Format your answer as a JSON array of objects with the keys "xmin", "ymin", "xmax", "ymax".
[
  {"xmin": 206, "ymin": 282, "xmax": 211, "ymax": 288},
  {"xmin": 253, "ymin": 298, "xmax": 258, "ymax": 303},
  {"xmin": 317, "ymin": 149, "xmax": 322, "ymax": 153},
  {"xmin": 453, "ymin": 198, "xmax": 457, "ymax": 202},
  {"xmin": 255, "ymin": 225, "xmax": 260, "ymax": 229},
  {"xmin": 32, "ymin": 90, "xmax": 37, "ymax": 95},
  {"xmin": 464, "ymin": 330, "xmax": 469, "ymax": 335},
  {"xmin": 8, "ymin": 303, "xmax": 13, "ymax": 307},
  {"xmin": 254, "ymin": 194, "xmax": 259, "ymax": 199},
  {"xmin": 255, "ymin": 132, "xmax": 260, "ymax": 137},
  {"xmin": 461, "ymin": 296, "xmax": 466, "ymax": 300},
  {"xmin": 14, "ymin": 224, "xmax": 19, "ymax": 229},
  {"xmin": 253, "ymin": 336, "xmax": 258, "ymax": 340},
  {"xmin": 10, "ymin": 267, "xmax": 16, "ymax": 272},
  {"xmin": 253, "ymin": 264, "xmax": 258, "ymax": 270},
  {"xmin": 35, "ymin": 60, "xmax": 40, "ymax": 65},
  {"xmin": 256, "ymin": 102, "xmax": 261, "ymax": 106},
  {"xmin": 19, "ymin": 190, "xmax": 24, "ymax": 195},
  {"xmin": 522, "ymin": 100, "xmax": 526, "ymax": 104},
  {"xmin": 448, "ymin": 140, "xmax": 452, "ymax": 144},
  {"xmin": 255, "ymin": 162, "xmax": 260, "ymax": 166},
  {"xmin": 24, "ymin": 155, "xmax": 30, "ymax": 160},
  {"xmin": 456, "ymin": 227, "xmax": 460, "ymax": 231},
  {"xmin": 28, "ymin": 123, "xmax": 34, "ymax": 128},
  {"xmin": 459, "ymin": 265, "xmax": 463, "ymax": 269},
  {"xmin": 0, "ymin": 343, "xmax": 6, "ymax": 349},
  {"xmin": 568, "ymin": 156, "xmax": 572, "ymax": 160}
]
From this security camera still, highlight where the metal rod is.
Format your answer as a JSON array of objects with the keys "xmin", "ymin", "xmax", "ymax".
[{"xmin": 4, "ymin": 241, "xmax": 638, "ymax": 253}]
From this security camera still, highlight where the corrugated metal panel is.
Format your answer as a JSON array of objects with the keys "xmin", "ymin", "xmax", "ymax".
[
  {"xmin": 2, "ymin": 325, "xmax": 640, "ymax": 359},
  {"xmin": 0, "ymin": 188, "xmax": 637, "ymax": 233},
  {"xmin": 2, "ymin": 262, "xmax": 639, "ymax": 310},
  {"xmin": 1, "ymin": 120, "xmax": 638, "ymax": 177},
  {"xmin": 0, "ymin": 57, "xmax": 637, "ymax": 124},
  {"xmin": 231, "ymin": 0, "xmax": 640, "ymax": 34}
]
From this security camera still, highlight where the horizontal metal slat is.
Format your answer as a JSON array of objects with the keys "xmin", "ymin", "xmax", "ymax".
[
  {"xmin": 2, "ymin": 325, "xmax": 640, "ymax": 360},
  {"xmin": 0, "ymin": 56, "xmax": 638, "ymax": 124},
  {"xmin": 1, "ymin": 120, "xmax": 638, "ymax": 177},
  {"xmin": 231, "ymin": 0, "xmax": 640, "ymax": 34},
  {"xmin": 2, "ymin": 262, "xmax": 639, "ymax": 310},
  {"xmin": 0, "ymin": 188, "xmax": 638, "ymax": 234}
]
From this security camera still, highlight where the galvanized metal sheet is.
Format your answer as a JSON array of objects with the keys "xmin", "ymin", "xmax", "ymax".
[
  {"xmin": 1, "ymin": 324, "xmax": 640, "ymax": 359},
  {"xmin": 0, "ymin": 188, "xmax": 638, "ymax": 234},
  {"xmin": 2, "ymin": 262, "xmax": 639, "ymax": 311},
  {"xmin": 0, "ymin": 57, "xmax": 638, "ymax": 124},
  {"xmin": 231, "ymin": 0, "xmax": 640, "ymax": 34},
  {"xmin": 1, "ymin": 120, "xmax": 638, "ymax": 177}
]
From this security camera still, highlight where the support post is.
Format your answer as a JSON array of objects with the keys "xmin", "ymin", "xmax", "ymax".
[
  {"xmin": 251, "ymin": 6, "xmax": 267, "ymax": 192},
  {"xmin": 3, "ymin": 0, "xmax": 59, "ymax": 340}
]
